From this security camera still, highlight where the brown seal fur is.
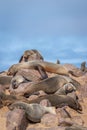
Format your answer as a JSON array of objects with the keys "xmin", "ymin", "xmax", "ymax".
[
  {"xmin": 0, "ymin": 75, "xmax": 12, "ymax": 85},
  {"xmin": 9, "ymin": 102, "xmax": 56, "ymax": 123},
  {"xmin": 0, "ymin": 92, "xmax": 29, "ymax": 107},
  {"xmin": 81, "ymin": 61, "xmax": 86, "ymax": 72},
  {"xmin": 9, "ymin": 75, "xmax": 79, "ymax": 96},
  {"xmin": 10, "ymin": 75, "xmax": 30, "ymax": 89},
  {"xmin": 8, "ymin": 61, "xmax": 48, "ymax": 80},
  {"xmin": 28, "ymin": 94, "xmax": 82, "ymax": 112},
  {"xmin": 7, "ymin": 60, "xmax": 83, "ymax": 77},
  {"xmin": 19, "ymin": 49, "xmax": 44, "ymax": 62}
]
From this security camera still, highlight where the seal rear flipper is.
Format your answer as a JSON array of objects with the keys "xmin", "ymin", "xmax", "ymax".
[{"xmin": 68, "ymin": 70, "xmax": 85, "ymax": 77}]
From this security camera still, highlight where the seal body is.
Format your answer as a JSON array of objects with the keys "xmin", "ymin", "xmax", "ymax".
[{"xmin": 9, "ymin": 102, "xmax": 56, "ymax": 122}]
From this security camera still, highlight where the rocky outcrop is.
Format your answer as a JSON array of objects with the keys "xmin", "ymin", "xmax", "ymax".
[{"xmin": 0, "ymin": 49, "xmax": 87, "ymax": 130}]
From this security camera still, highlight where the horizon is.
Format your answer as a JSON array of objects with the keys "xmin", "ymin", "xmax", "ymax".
[{"xmin": 0, "ymin": 0, "xmax": 87, "ymax": 71}]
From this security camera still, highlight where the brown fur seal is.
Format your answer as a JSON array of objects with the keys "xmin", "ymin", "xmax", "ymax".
[
  {"xmin": 55, "ymin": 83, "xmax": 76, "ymax": 95},
  {"xmin": 81, "ymin": 61, "xmax": 86, "ymax": 72},
  {"xmin": 56, "ymin": 59, "xmax": 60, "ymax": 64},
  {"xmin": 9, "ymin": 75, "xmax": 79, "ymax": 96},
  {"xmin": 0, "ymin": 75, "xmax": 12, "ymax": 85},
  {"xmin": 19, "ymin": 49, "xmax": 44, "ymax": 62},
  {"xmin": 0, "ymin": 92, "xmax": 82, "ymax": 113},
  {"xmin": 10, "ymin": 75, "xmax": 30, "ymax": 89},
  {"xmin": 9, "ymin": 102, "xmax": 56, "ymax": 122},
  {"xmin": 7, "ymin": 60, "xmax": 84, "ymax": 77},
  {"xmin": 28, "ymin": 94, "xmax": 82, "ymax": 112},
  {"xmin": 0, "ymin": 92, "xmax": 29, "ymax": 107},
  {"xmin": 8, "ymin": 61, "xmax": 48, "ymax": 80}
]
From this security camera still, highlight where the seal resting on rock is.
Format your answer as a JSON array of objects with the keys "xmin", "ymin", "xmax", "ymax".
[
  {"xmin": 0, "ymin": 75, "xmax": 12, "ymax": 85},
  {"xmin": 81, "ymin": 61, "xmax": 86, "ymax": 72},
  {"xmin": 7, "ymin": 60, "xmax": 84, "ymax": 77},
  {"xmin": 9, "ymin": 75, "xmax": 79, "ymax": 96},
  {"xmin": 9, "ymin": 102, "xmax": 56, "ymax": 123},
  {"xmin": 19, "ymin": 49, "xmax": 44, "ymax": 62},
  {"xmin": 28, "ymin": 94, "xmax": 82, "ymax": 113}
]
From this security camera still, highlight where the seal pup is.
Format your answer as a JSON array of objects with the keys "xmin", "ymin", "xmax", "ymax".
[
  {"xmin": 9, "ymin": 102, "xmax": 56, "ymax": 123},
  {"xmin": 7, "ymin": 60, "xmax": 84, "ymax": 77},
  {"xmin": 19, "ymin": 49, "xmax": 44, "ymax": 62}
]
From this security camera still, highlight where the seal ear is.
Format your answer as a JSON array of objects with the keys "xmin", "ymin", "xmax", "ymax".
[{"xmin": 19, "ymin": 55, "xmax": 23, "ymax": 63}]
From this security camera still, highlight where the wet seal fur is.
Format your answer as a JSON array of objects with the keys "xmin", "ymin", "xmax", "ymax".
[
  {"xmin": 9, "ymin": 102, "xmax": 56, "ymax": 123},
  {"xmin": 7, "ymin": 60, "xmax": 84, "ymax": 77}
]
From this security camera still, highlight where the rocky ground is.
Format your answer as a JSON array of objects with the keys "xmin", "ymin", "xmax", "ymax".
[{"xmin": 0, "ymin": 49, "xmax": 87, "ymax": 130}]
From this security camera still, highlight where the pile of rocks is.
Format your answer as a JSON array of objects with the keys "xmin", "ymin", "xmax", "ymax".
[{"xmin": 0, "ymin": 49, "xmax": 87, "ymax": 130}]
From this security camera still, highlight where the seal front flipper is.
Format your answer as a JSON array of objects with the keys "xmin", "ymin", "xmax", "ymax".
[{"xmin": 34, "ymin": 65, "xmax": 48, "ymax": 80}]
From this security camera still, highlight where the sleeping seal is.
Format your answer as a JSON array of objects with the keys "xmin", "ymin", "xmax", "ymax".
[{"xmin": 9, "ymin": 102, "xmax": 56, "ymax": 123}]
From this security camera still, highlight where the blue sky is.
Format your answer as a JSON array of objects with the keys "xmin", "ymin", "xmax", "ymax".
[{"xmin": 0, "ymin": 0, "xmax": 87, "ymax": 71}]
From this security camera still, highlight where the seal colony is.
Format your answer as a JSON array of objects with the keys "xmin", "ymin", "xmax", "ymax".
[{"xmin": 0, "ymin": 49, "xmax": 87, "ymax": 130}]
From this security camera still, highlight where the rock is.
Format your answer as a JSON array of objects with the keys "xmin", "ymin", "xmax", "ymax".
[
  {"xmin": 65, "ymin": 124, "xmax": 87, "ymax": 130},
  {"xmin": 72, "ymin": 116, "xmax": 84, "ymax": 126},
  {"xmin": 6, "ymin": 108, "xmax": 28, "ymax": 130},
  {"xmin": 27, "ymin": 126, "xmax": 65, "ymax": 130},
  {"xmin": 41, "ymin": 113, "xmax": 58, "ymax": 127},
  {"xmin": 38, "ymin": 90, "xmax": 47, "ymax": 96},
  {"xmin": 28, "ymin": 95, "xmax": 38, "ymax": 100},
  {"xmin": 58, "ymin": 118, "xmax": 73, "ymax": 127},
  {"xmin": 56, "ymin": 107, "xmax": 71, "ymax": 119}
]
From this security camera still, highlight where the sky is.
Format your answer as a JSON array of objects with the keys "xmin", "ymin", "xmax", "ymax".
[{"xmin": 0, "ymin": 0, "xmax": 87, "ymax": 71}]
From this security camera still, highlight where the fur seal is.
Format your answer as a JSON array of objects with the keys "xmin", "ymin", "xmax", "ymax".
[
  {"xmin": 9, "ymin": 75, "xmax": 79, "ymax": 96},
  {"xmin": 55, "ymin": 83, "xmax": 76, "ymax": 95},
  {"xmin": 8, "ymin": 61, "xmax": 48, "ymax": 80},
  {"xmin": 56, "ymin": 59, "xmax": 60, "ymax": 64},
  {"xmin": 81, "ymin": 61, "xmax": 86, "ymax": 72},
  {"xmin": 0, "ymin": 75, "xmax": 12, "ymax": 85},
  {"xmin": 7, "ymin": 60, "xmax": 84, "ymax": 77},
  {"xmin": 0, "ymin": 92, "xmax": 82, "ymax": 113},
  {"xmin": 28, "ymin": 94, "xmax": 82, "ymax": 112},
  {"xmin": 9, "ymin": 102, "xmax": 56, "ymax": 123},
  {"xmin": 10, "ymin": 75, "xmax": 30, "ymax": 89},
  {"xmin": 19, "ymin": 49, "xmax": 44, "ymax": 62},
  {"xmin": 0, "ymin": 92, "xmax": 29, "ymax": 107}
]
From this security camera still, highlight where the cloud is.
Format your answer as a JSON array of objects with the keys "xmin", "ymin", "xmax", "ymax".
[{"xmin": 0, "ymin": 1, "xmax": 87, "ymax": 71}]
